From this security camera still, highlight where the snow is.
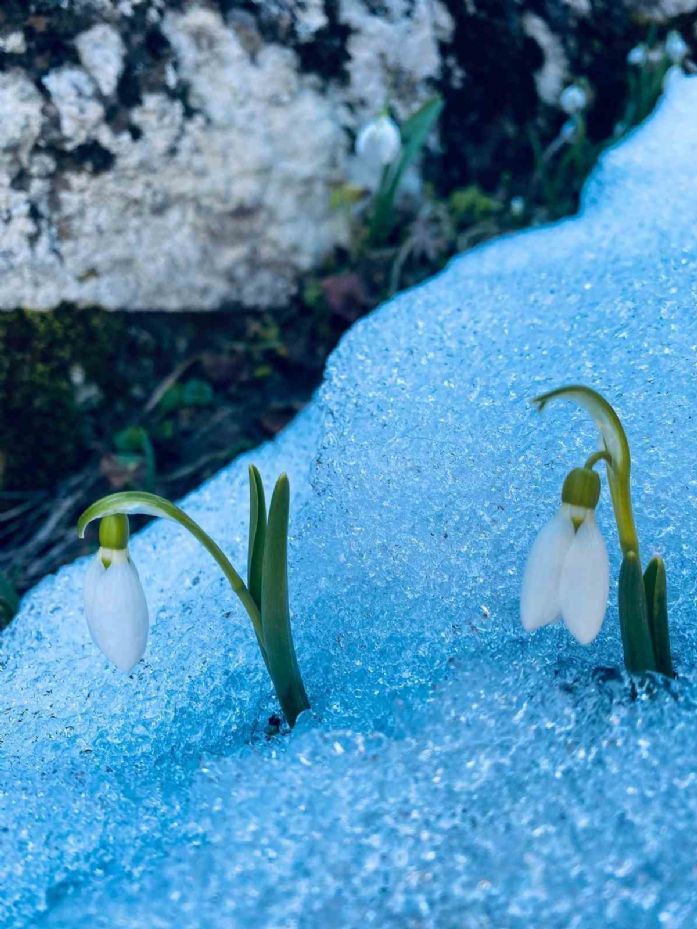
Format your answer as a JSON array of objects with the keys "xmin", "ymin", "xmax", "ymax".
[{"xmin": 2, "ymin": 73, "xmax": 697, "ymax": 929}]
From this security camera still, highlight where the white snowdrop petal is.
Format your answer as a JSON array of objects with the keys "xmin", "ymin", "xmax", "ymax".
[
  {"xmin": 356, "ymin": 115, "xmax": 401, "ymax": 165},
  {"xmin": 83, "ymin": 554, "xmax": 106, "ymax": 615},
  {"xmin": 85, "ymin": 556, "xmax": 149, "ymax": 672},
  {"xmin": 521, "ymin": 509, "xmax": 575, "ymax": 632},
  {"xmin": 559, "ymin": 514, "xmax": 609, "ymax": 645}
]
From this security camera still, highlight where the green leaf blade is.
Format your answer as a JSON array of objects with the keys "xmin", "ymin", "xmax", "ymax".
[
  {"xmin": 247, "ymin": 465, "xmax": 267, "ymax": 613},
  {"xmin": 644, "ymin": 555, "xmax": 674, "ymax": 678},
  {"xmin": 261, "ymin": 474, "xmax": 309, "ymax": 726},
  {"xmin": 619, "ymin": 552, "xmax": 656, "ymax": 673}
]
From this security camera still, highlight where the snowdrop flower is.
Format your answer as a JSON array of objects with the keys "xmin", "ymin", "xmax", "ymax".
[
  {"xmin": 84, "ymin": 515, "xmax": 148, "ymax": 672},
  {"xmin": 665, "ymin": 30, "xmax": 689, "ymax": 65},
  {"xmin": 559, "ymin": 84, "xmax": 588, "ymax": 115},
  {"xmin": 356, "ymin": 114, "xmax": 401, "ymax": 166},
  {"xmin": 521, "ymin": 467, "xmax": 609, "ymax": 645},
  {"xmin": 627, "ymin": 44, "xmax": 648, "ymax": 67}
]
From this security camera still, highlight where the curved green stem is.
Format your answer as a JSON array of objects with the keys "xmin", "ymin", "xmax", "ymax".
[
  {"xmin": 584, "ymin": 449, "xmax": 612, "ymax": 471},
  {"xmin": 533, "ymin": 385, "xmax": 640, "ymax": 556},
  {"xmin": 77, "ymin": 491, "xmax": 266, "ymax": 658}
]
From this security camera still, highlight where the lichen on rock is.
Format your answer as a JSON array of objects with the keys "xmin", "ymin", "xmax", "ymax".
[{"xmin": 0, "ymin": 0, "xmax": 691, "ymax": 311}]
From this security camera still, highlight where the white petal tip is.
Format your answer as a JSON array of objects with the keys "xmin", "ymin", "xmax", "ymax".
[{"xmin": 569, "ymin": 625, "xmax": 603, "ymax": 646}]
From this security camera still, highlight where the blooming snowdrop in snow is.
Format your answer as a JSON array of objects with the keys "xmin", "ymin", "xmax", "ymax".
[
  {"xmin": 83, "ymin": 515, "xmax": 149, "ymax": 672},
  {"xmin": 356, "ymin": 114, "xmax": 401, "ymax": 166},
  {"xmin": 521, "ymin": 467, "xmax": 609, "ymax": 645}
]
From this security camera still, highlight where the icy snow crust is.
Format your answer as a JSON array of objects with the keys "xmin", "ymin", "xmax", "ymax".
[{"xmin": 3, "ymin": 75, "xmax": 697, "ymax": 929}]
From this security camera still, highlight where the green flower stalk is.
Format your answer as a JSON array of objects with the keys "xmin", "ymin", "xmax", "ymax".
[
  {"xmin": 523, "ymin": 384, "xmax": 674, "ymax": 677},
  {"xmin": 77, "ymin": 466, "xmax": 310, "ymax": 726}
]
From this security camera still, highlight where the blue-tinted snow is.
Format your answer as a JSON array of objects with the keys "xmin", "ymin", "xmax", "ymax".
[{"xmin": 2, "ymin": 73, "xmax": 697, "ymax": 929}]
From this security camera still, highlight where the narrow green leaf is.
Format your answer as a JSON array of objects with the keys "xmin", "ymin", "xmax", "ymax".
[
  {"xmin": 247, "ymin": 465, "xmax": 267, "ymax": 613},
  {"xmin": 619, "ymin": 552, "xmax": 656, "ymax": 673},
  {"xmin": 369, "ymin": 95, "xmax": 444, "ymax": 245},
  {"xmin": 261, "ymin": 474, "xmax": 309, "ymax": 726},
  {"xmin": 644, "ymin": 555, "xmax": 674, "ymax": 677}
]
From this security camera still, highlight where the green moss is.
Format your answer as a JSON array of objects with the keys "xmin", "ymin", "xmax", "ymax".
[{"xmin": 0, "ymin": 307, "xmax": 126, "ymax": 491}]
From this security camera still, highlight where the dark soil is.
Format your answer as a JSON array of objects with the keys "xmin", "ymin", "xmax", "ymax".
[{"xmin": 0, "ymin": 300, "xmax": 339, "ymax": 599}]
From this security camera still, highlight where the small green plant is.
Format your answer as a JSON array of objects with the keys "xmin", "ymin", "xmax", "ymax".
[
  {"xmin": 522, "ymin": 385, "xmax": 673, "ymax": 677},
  {"xmin": 621, "ymin": 37, "xmax": 673, "ymax": 132},
  {"xmin": 158, "ymin": 377, "xmax": 214, "ymax": 413},
  {"xmin": 77, "ymin": 465, "xmax": 310, "ymax": 726},
  {"xmin": 358, "ymin": 97, "xmax": 444, "ymax": 247},
  {"xmin": 112, "ymin": 426, "xmax": 157, "ymax": 491},
  {"xmin": 448, "ymin": 185, "xmax": 498, "ymax": 227}
]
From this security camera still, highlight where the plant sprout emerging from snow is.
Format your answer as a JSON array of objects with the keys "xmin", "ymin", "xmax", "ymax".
[
  {"xmin": 77, "ymin": 467, "xmax": 310, "ymax": 727},
  {"xmin": 522, "ymin": 385, "xmax": 674, "ymax": 677}
]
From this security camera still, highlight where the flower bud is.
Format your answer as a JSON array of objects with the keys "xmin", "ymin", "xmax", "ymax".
[
  {"xmin": 627, "ymin": 44, "xmax": 648, "ymax": 67},
  {"xmin": 559, "ymin": 84, "xmax": 588, "ymax": 115},
  {"xmin": 356, "ymin": 114, "xmax": 401, "ymax": 166},
  {"xmin": 99, "ymin": 514, "xmax": 129, "ymax": 551},
  {"xmin": 561, "ymin": 467, "xmax": 601, "ymax": 510}
]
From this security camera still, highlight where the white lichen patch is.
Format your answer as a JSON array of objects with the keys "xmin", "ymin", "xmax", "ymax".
[
  {"xmin": 0, "ymin": 1, "xmax": 454, "ymax": 311},
  {"xmin": 523, "ymin": 12, "xmax": 569, "ymax": 106},
  {"xmin": 0, "ymin": 31, "xmax": 27, "ymax": 54},
  {"xmin": 41, "ymin": 67, "xmax": 105, "ymax": 147},
  {"xmin": 0, "ymin": 0, "xmax": 682, "ymax": 313},
  {"xmin": 76, "ymin": 24, "xmax": 126, "ymax": 97},
  {"xmin": 341, "ymin": 0, "xmax": 453, "ymax": 120},
  {"xmin": 0, "ymin": 72, "xmax": 44, "ymax": 177}
]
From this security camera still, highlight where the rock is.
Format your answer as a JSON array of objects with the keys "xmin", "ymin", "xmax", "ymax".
[
  {"xmin": 1, "ymin": 73, "xmax": 697, "ymax": 926},
  {"xmin": 0, "ymin": 1, "xmax": 693, "ymax": 311}
]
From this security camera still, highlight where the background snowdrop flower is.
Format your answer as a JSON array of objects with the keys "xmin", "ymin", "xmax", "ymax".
[
  {"xmin": 627, "ymin": 44, "xmax": 648, "ymax": 67},
  {"xmin": 529, "ymin": 385, "xmax": 674, "ymax": 676},
  {"xmin": 559, "ymin": 84, "xmax": 588, "ymax": 115},
  {"xmin": 665, "ymin": 31, "xmax": 689, "ymax": 65},
  {"xmin": 84, "ymin": 515, "xmax": 148, "ymax": 672},
  {"xmin": 356, "ymin": 114, "xmax": 401, "ymax": 166},
  {"xmin": 521, "ymin": 467, "xmax": 609, "ymax": 645}
]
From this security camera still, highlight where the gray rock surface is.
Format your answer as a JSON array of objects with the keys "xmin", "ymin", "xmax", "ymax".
[{"xmin": 0, "ymin": 1, "xmax": 692, "ymax": 311}]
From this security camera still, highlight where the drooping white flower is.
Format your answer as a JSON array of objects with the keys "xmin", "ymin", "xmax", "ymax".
[
  {"xmin": 559, "ymin": 84, "xmax": 588, "ymax": 115},
  {"xmin": 665, "ymin": 30, "xmax": 689, "ymax": 65},
  {"xmin": 84, "ymin": 547, "xmax": 149, "ymax": 672},
  {"xmin": 627, "ymin": 44, "xmax": 648, "ymax": 67},
  {"xmin": 521, "ymin": 468, "xmax": 609, "ymax": 646},
  {"xmin": 356, "ymin": 114, "xmax": 401, "ymax": 166}
]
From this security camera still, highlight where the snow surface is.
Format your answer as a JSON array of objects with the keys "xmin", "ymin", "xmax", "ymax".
[{"xmin": 2, "ymin": 73, "xmax": 697, "ymax": 929}]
